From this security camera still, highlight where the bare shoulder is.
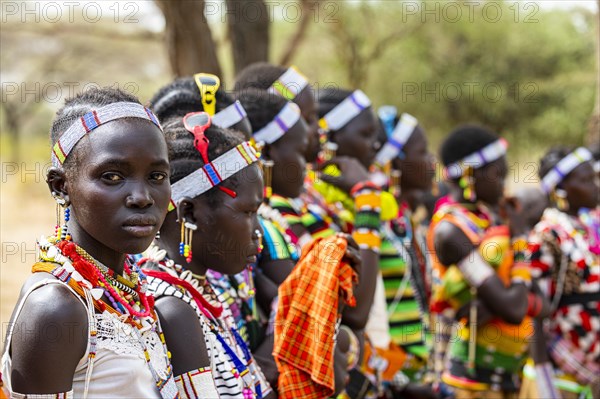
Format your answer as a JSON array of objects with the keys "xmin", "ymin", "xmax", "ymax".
[
  {"xmin": 433, "ymin": 220, "xmax": 474, "ymax": 265},
  {"xmin": 8, "ymin": 274, "xmax": 88, "ymax": 392},
  {"xmin": 154, "ymin": 295, "xmax": 209, "ymax": 375}
]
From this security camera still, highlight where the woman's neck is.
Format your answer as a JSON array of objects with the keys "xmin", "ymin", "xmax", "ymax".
[
  {"xmin": 399, "ymin": 188, "xmax": 422, "ymax": 212},
  {"xmin": 68, "ymin": 221, "xmax": 125, "ymax": 275},
  {"xmin": 155, "ymin": 235, "xmax": 208, "ymax": 277}
]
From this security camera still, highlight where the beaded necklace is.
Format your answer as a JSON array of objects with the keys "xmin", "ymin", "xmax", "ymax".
[
  {"xmin": 141, "ymin": 253, "xmax": 263, "ymax": 398},
  {"xmin": 36, "ymin": 236, "xmax": 176, "ymax": 397}
]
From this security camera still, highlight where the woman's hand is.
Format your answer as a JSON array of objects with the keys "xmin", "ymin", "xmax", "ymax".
[
  {"xmin": 318, "ymin": 156, "xmax": 371, "ymax": 194},
  {"xmin": 499, "ymin": 196, "xmax": 529, "ymax": 238}
]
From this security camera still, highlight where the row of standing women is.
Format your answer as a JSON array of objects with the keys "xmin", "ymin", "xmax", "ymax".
[{"xmin": 1, "ymin": 63, "xmax": 598, "ymax": 399}]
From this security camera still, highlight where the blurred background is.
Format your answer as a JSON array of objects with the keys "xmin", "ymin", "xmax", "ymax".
[{"xmin": 1, "ymin": 0, "xmax": 599, "ymax": 334}]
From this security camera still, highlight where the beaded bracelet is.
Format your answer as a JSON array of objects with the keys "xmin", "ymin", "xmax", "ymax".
[
  {"xmin": 352, "ymin": 184, "xmax": 382, "ymax": 252},
  {"xmin": 511, "ymin": 235, "xmax": 532, "ymax": 287},
  {"xmin": 457, "ymin": 250, "xmax": 495, "ymax": 288},
  {"xmin": 175, "ymin": 367, "xmax": 218, "ymax": 398},
  {"xmin": 11, "ymin": 391, "xmax": 74, "ymax": 399}
]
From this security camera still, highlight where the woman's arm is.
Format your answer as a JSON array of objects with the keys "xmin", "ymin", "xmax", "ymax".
[{"xmin": 10, "ymin": 283, "xmax": 88, "ymax": 393}]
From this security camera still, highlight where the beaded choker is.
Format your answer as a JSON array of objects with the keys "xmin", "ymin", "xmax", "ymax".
[
  {"xmin": 267, "ymin": 66, "xmax": 309, "ymax": 100},
  {"xmin": 253, "ymin": 102, "xmax": 301, "ymax": 145},
  {"xmin": 52, "ymin": 102, "xmax": 161, "ymax": 167},
  {"xmin": 541, "ymin": 147, "xmax": 593, "ymax": 193},
  {"xmin": 374, "ymin": 113, "xmax": 418, "ymax": 168},
  {"xmin": 319, "ymin": 90, "xmax": 371, "ymax": 132},
  {"xmin": 443, "ymin": 138, "xmax": 508, "ymax": 180}
]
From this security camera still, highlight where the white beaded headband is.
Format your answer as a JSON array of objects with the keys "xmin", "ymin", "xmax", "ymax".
[
  {"xmin": 253, "ymin": 102, "xmax": 301, "ymax": 145},
  {"xmin": 268, "ymin": 66, "xmax": 309, "ymax": 100},
  {"xmin": 52, "ymin": 102, "xmax": 161, "ymax": 167},
  {"xmin": 541, "ymin": 147, "xmax": 592, "ymax": 193},
  {"xmin": 168, "ymin": 140, "xmax": 259, "ymax": 211},
  {"xmin": 374, "ymin": 113, "xmax": 419, "ymax": 167},
  {"xmin": 444, "ymin": 138, "xmax": 508, "ymax": 179},
  {"xmin": 212, "ymin": 100, "xmax": 247, "ymax": 129},
  {"xmin": 319, "ymin": 90, "xmax": 372, "ymax": 132}
]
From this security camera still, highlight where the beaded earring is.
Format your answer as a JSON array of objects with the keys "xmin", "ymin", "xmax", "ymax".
[
  {"xmin": 262, "ymin": 160, "xmax": 274, "ymax": 203},
  {"xmin": 552, "ymin": 188, "xmax": 569, "ymax": 211},
  {"xmin": 459, "ymin": 166, "xmax": 476, "ymax": 202},
  {"xmin": 390, "ymin": 169, "xmax": 402, "ymax": 199},
  {"xmin": 52, "ymin": 193, "xmax": 70, "ymax": 241},
  {"xmin": 179, "ymin": 218, "xmax": 197, "ymax": 263}
]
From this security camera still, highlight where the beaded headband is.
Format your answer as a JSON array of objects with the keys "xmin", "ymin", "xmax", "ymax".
[
  {"xmin": 541, "ymin": 147, "xmax": 592, "ymax": 193},
  {"xmin": 267, "ymin": 66, "xmax": 309, "ymax": 100},
  {"xmin": 444, "ymin": 138, "xmax": 508, "ymax": 179},
  {"xmin": 319, "ymin": 90, "xmax": 372, "ymax": 132},
  {"xmin": 52, "ymin": 102, "xmax": 161, "ymax": 167},
  {"xmin": 253, "ymin": 102, "xmax": 301, "ymax": 145},
  {"xmin": 212, "ymin": 100, "xmax": 248, "ymax": 129},
  {"xmin": 194, "ymin": 73, "xmax": 220, "ymax": 116},
  {"xmin": 374, "ymin": 113, "xmax": 419, "ymax": 167},
  {"xmin": 169, "ymin": 140, "xmax": 259, "ymax": 211}
]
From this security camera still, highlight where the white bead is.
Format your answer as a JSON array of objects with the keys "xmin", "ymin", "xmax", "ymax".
[{"xmin": 47, "ymin": 246, "xmax": 58, "ymax": 259}]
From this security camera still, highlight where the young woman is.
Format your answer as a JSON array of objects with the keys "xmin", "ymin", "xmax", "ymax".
[
  {"xmin": 427, "ymin": 125, "xmax": 549, "ymax": 399},
  {"xmin": 364, "ymin": 113, "xmax": 438, "ymax": 398},
  {"xmin": 139, "ymin": 115, "xmax": 274, "ymax": 398},
  {"xmin": 521, "ymin": 146, "xmax": 599, "ymax": 399},
  {"xmin": 1, "ymin": 88, "xmax": 177, "ymax": 397},
  {"xmin": 234, "ymin": 63, "xmax": 321, "ymax": 163}
]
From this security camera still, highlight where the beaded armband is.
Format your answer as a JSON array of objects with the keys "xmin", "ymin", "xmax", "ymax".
[
  {"xmin": 352, "ymin": 183, "xmax": 382, "ymax": 253},
  {"xmin": 175, "ymin": 367, "xmax": 219, "ymax": 398},
  {"xmin": 457, "ymin": 250, "xmax": 495, "ymax": 288},
  {"xmin": 511, "ymin": 235, "xmax": 531, "ymax": 287},
  {"xmin": 11, "ymin": 392, "xmax": 74, "ymax": 399}
]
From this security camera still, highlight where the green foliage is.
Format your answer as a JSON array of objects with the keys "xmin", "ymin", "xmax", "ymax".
[{"xmin": 280, "ymin": 0, "xmax": 597, "ymax": 152}]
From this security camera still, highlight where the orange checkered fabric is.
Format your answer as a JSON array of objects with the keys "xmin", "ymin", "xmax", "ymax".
[{"xmin": 273, "ymin": 235, "xmax": 358, "ymax": 399}]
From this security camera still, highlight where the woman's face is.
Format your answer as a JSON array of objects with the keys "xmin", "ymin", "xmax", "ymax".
[
  {"xmin": 474, "ymin": 156, "xmax": 508, "ymax": 206},
  {"xmin": 562, "ymin": 161, "xmax": 599, "ymax": 211},
  {"xmin": 294, "ymin": 86, "xmax": 321, "ymax": 163},
  {"xmin": 268, "ymin": 119, "xmax": 309, "ymax": 199},
  {"xmin": 194, "ymin": 164, "xmax": 264, "ymax": 275},
  {"xmin": 61, "ymin": 118, "xmax": 171, "ymax": 255},
  {"xmin": 331, "ymin": 108, "xmax": 379, "ymax": 169},
  {"xmin": 393, "ymin": 126, "xmax": 434, "ymax": 192}
]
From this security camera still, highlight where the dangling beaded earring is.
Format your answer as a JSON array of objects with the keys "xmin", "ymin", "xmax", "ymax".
[
  {"xmin": 390, "ymin": 169, "xmax": 402, "ymax": 199},
  {"xmin": 262, "ymin": 159, "xmax": 274, "ymax": 203},
  {"xmin": 52, "ymin": 193, "xmax": 70, "ymax": 241},
  {"xmin": 552, "ymin": 188, "xmax": 569, "ymax": 211},
  {"xmin": 459, "ymin": 166, "xmax": 476, "ymax": 202},
  {"xmin": 179, "ymin": 218, "xmax": 197, "ymax": 263}
]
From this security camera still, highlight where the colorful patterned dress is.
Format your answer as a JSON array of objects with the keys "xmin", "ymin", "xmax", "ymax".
[
  {"xmin": 526, "ymin": 207, "xmax": 600, "ymax": 397},
  {"xmin": 427, "ymin": 199, "xmax": 532, "ymax": 394}
]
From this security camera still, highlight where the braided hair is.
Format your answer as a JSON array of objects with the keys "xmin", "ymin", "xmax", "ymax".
[
  {"xmin": 50, "ymin": 87, "xmax": 142, "ymax": 178},
  {"xmin": 233, "ymin": 62, "xmax": 287, "ymax": 92},
  {"xmin": 162, "ymin": 117, "xmax": 248, "ymax": 209},
  {"xmin": 149, "ymin": 77, "xmax": 234, "ymax": 122}
]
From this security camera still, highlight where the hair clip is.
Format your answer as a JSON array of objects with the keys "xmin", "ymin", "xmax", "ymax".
[{"xmin": 194, "ymin": 73, "xmax": 221, "ymax": 116}]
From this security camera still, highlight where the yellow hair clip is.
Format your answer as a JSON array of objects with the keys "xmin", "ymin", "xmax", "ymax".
[{"xmin": 194, "ymin": 73, "xmax": 220, "ymax": 116}]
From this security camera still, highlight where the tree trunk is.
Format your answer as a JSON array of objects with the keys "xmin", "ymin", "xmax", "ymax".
[
  {"xmin": 155, "ymin": 0, "xmax": 222, "ymax": 77},
  {"xmin": 278, "ymin": 0, "xmax": 320, "ymax": 66},
  {"xmin": 226, "ymin": 0, "xmax": 270, "ymax": 75},
  {"xmin": 588, "ymin": 0, "xmax": 600, "ymax": 144}
]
